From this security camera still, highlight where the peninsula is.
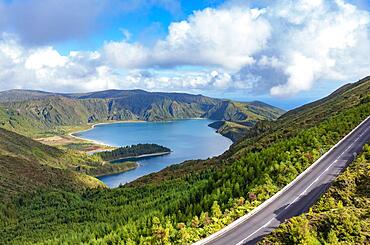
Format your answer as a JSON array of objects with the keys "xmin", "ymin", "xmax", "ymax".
[{"xmin": 96, "ymin": 143, "xmax": 171, "ymax": 162}]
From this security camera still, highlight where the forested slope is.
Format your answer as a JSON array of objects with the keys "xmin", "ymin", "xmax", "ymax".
[{"xmin": 0, "ymin": 77, "xmax": 368, "ymax": 244}]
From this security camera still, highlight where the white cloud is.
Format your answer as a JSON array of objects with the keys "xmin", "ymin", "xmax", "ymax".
[
  {"xmin": 103, "ymin": 7, "xmax": 271, "ymax": 71},
  {"xmin": 102, "ymin": 0, "xmax": 370, "ymax": 97},
  {"xmin": 120, "ymin": 69, "xmax": 238, "ymax": 92},
  {"xmin": 103, "ymin": 41, "xmax": 149, "ymax": 69},
  {"xmin": 0, "ymin": 0, "xmax": 369, "ymax": 98},
  {"xmin": 270, "ymin": 52, "xmax": 320, "ymax": 96},
  {"xmin": 268, "ymin": 0, "xmax": 370, "ymax": 96},
  {"xmin": 25, "ymin": 48, "xmax": 67, "ymax": 70},
  {"xmin": 0, "ymin": 33, "xmax": 115, "ymax": 92},
  {"xmin": 0, "ymin": 33, "xmax": 248, "ymax": 93}
]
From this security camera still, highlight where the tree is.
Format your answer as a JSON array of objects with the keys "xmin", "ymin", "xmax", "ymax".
[{"xmin": 211, "ymin": 201, "xmax": 222, "ymax": 219}]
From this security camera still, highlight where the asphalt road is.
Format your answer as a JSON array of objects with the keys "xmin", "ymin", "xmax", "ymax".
[{"xmin": 197, "ymin": 116, "xmax": 370, "ymax": 245}]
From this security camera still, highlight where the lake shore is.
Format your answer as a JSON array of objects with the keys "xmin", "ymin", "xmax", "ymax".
[
  {"xmin": 93, "ymin": 161, "xmax": 139, "ymax": 177},
  {"xmin": 37, "ymin": 118, "xmax": 212, "ymax": 154},
  {"xmin": 68, "ymin": 119, "xmax": 209, "ymax": 151},
  {"xmin": 67, "ymin": 120, "xmax": 146, "ymax": 151},
  {"xmin": 36, "ymin": 120, "xmax": 146, "ymax": 153},
  {"xmin": 78, "ymin": 119, "xmax": 232, "ymax": 187}
]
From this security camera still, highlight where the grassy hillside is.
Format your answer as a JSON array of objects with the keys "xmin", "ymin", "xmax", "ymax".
[
  {"xmin": 0, "ymin": 89, "xmax": 284, "ymax": 137},
  {"xmin": 130, "ymin": 77, "xmax": 370, "ymax": 186},
  {"xmin": 0, "ymin": 127, "xmax": 105, "ymax": 201},
  {"xmin": 0, "ymin": 127, "xmax": 146, "ymax": 201},
  {"xmin": 260, "ymin": 144, "xmax": 370, "ymax": 244},
  {"xmin": 0, "ymin": 77, "xmax": 368, "ymax": 244}
]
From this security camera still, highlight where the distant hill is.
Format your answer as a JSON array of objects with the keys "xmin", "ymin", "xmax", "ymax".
[
  {"xmin": 208, "ymin": 120, "xmax": 253, "ymax": 142},
  {"xmin": 0, "ymin": 89, "xmax": 56, "ymax": 103},
  {"xmin": 207, "ymin": 100, "xmax": 284, "ymax": 141},
  {"xmin": 0, "ymin": 89, "xmax": 284, "ymax": 137}
]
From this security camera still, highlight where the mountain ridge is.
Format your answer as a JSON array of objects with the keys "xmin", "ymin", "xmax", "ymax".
[{"xmin": 0, "ymin": 89, "xmax": 284, "ymax": 138}]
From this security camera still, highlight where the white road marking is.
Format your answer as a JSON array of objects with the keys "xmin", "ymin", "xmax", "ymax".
[
  {"xmin": 283, "ymin": 126, "xmax": 369, "ymax": 213},
  {"xmin": 289, "ymin": 126, "xmax": 369, "ymax": 206},
  {"xmin": 236, "ymin": 218, "xmax": 274, "ymax": 245},
  {"xmin": 236, "ymin": 124, "xmax": 370, "ymax": 245}
]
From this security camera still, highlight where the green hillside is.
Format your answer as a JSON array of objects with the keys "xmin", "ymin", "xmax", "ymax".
[
  {"xmin": 0, "ymin": 127, "xmax": 105, "ymax": 201},
  {"xmin": 0, "ymin": 89, "xmax": 284, "ymax": 138},
  {"xmin": 206, "ymin": 100, "xmax": 284, "ymax": 141},
  {"xmin": 209, "ymin": 120, "xmax": 251, "ymax": 142},
  {"xmin": 0, "ymin": 77, "xmax": 369, "ymax": 244},
  {"xmin": 232, "ymin": 75, "xmax": 370, "ymax": 157},
  {"xmin": 260, "ymin": 144, "xmax": 370, "ymax": 244},
  {"xmin": 0, "ymin": 127, "xmax": 145, "ymax": 201}
]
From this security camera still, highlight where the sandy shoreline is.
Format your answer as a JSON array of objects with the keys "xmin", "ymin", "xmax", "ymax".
[{"xmin": 68, "ymin": 120, "xmax": 146, "ymax": 147}]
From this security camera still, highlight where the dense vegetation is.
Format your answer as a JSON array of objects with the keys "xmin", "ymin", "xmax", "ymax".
[
  {"xmin": 97, "ymin": 144, "xmax": 171, "ymax": 162},
  {"xmin": 260, "ymin": 144, "xmax": 370, "ymax": 244},
  {"xmin": 0, "ymin": 77, "xmax": 368, "ymax": 244},
  {"xmin": 0, "ymin": 89, "xmax": 283, "ymax": 137}
]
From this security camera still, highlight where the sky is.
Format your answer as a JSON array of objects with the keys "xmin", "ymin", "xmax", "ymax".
[{"xmin": 0, "ymin": 0, "xmax": 369, "ymax": 110}]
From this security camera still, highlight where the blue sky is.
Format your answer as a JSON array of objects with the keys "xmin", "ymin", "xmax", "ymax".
[
  {"xmin": 55, "ymin": 1, "xmax": 227, "ymax": 54},
  {"xmin": 0, "ymin": 0, "xmax": 369, "ymax": 110},
  {"xmin": 54, "ymin": 0, "xmax": 369, "ymax": 53}
]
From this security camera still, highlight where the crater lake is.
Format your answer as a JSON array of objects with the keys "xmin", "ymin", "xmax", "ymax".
[{"xmin": 74, "ymin": 119, "xmax": 232, "ymax": 187}]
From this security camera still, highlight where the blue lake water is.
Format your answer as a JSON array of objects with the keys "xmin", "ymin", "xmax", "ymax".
[{"xmin": 74, "ymin": 119, "xmax": 232, "ymax": 187}]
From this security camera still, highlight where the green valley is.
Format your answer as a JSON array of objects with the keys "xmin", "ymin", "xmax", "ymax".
[{"xmin": 0, "ymin": 77, "xmax": 369, "ymax": 244}]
